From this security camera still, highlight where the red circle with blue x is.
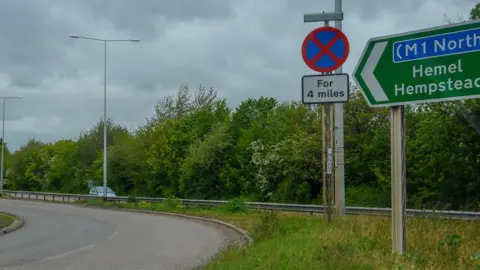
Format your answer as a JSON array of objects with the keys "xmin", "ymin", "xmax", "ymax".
[{"xmin": 301, "ymin": 26, "xmax": 350, "ymax": 73}]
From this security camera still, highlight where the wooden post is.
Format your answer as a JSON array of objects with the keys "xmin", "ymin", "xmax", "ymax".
[
  {"xmin": 322, "ymin": 105, "xmax": 327, "ymax": 216},
  {"xmin": 324, "ymin": 103, "xmax": 334, "ymax": 223},
  {"xmin": 391, "ymin": 105, "xmax": 407, "ymax": 253}
]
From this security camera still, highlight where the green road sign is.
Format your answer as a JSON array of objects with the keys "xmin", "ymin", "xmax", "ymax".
[{"xmin": 353, "ymin": 20, "xmax": 480, "ymax": 107}]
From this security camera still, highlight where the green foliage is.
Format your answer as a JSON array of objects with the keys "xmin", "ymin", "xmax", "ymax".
[
  {"xmin": 435, "ymin": 233, "xmax": 463, "ymax": 263},
  {"xmin": 252, "ymin": 211, "xmax": 281, "ymax": 240},
  {"xmin": 346, "ymin": 185, "xmax": 390, "ymax": 207},
  {"xmin": 316, "ymin": 243, "xmax": 356, "ymax": 266},
  {"xmin": 401, "ymin": 250, "xmax": 427, "ymax": 266},
  {"xmin": 164, "ymin": 195, "xmax": 182, "ymax": 209},
  {"xmin": 436, "ymin": 234, "xmax": 462, "ymax": 251},
  {"xmin": 223, "ymin": 198, "xmax": 248, "ymax": 213},
  {"xmin": 471, "ymin": 3, "xmax": 480, "ymax": 20}
]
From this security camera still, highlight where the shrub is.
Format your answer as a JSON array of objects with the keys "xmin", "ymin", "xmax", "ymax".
[
  {"xmin": 164, "ymin": 196, "xmax": 182, "ymax": 209},
  {"xmin": 252, "ymin": 211, "xmax": 280, "ymax": 240},
  {"xmin": 225, "ymin": 198, "xmax": 248, "ymax": 213}
]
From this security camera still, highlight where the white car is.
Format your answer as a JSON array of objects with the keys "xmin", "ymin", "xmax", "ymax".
[{"xmin": 89, "ymin": 186, "xmax": 117, "ymax": 197}]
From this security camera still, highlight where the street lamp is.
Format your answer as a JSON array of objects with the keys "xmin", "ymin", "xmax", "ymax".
[
  {"xmin": 0, "ymin": 96, "xmax": 22, "ymax": 194},
  {"xmin": 69, "ymin": 34, "xmax": 139, "ymax": 201}
]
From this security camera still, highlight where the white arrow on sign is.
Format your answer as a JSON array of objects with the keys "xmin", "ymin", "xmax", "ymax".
[{"xmin": 360, "ymin": 41, "xmax": 389, "ymax": 102}]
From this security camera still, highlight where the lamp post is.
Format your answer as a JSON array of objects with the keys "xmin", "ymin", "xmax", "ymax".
[
  {"xmin": 69, "ymin": 34, "xmax": 139, "ymax": 200},
  {"xmin": 0, "ymin": 96, "xmax": 22, "ymax": 194}
]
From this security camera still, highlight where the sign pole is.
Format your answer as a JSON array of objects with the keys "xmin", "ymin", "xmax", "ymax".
[
  {"xmin": 321, "ymin": 105, "xmax": 327, "ymax": 216},
  {"xmin": 390, "ymin": 105, "xmax": 407, "ymax": 253},
  {"xmin": 329, "ymin": 102, "xmax": 335, "ymax": 222},
  {"xmin": 333, "ymin": 0, "xmax": 345, "ymax": 217},
  {"xmin": 325, "ymin": 103, "xmax": 333, "ymax": 223}
]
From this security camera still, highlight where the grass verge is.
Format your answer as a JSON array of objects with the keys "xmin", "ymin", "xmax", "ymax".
[
  {"xmin": 71, "ymin": 198, "xmax": 480, "ymax": 269},
  {"xmin": 0, "ymin": 212, "xmax": 15, "ymax": 229}
]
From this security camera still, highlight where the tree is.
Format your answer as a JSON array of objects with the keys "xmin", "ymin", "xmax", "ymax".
[
  {"xmin": 9, "ymin": 139, "xmax": 45, "ymax": 191},
  {"xmin": 470, "ymin": 3, "xmax": 480, "ymax": 20},
  {"xmin": 179, "ymin": 123, "xmax": 233, "ymax": 199}
]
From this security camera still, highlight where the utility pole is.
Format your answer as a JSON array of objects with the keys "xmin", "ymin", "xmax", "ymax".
[
  {"xmin": 312, "ymin": 103, "xmax": 327, "ymax": 216},
  {"xmin": 333, "ymin": 0, "xmax": 346, "ymax": 217},
  {"xmin": 321, "ymin": 105, "xmax": 327, "ymax": 216},
  {"xmin": 0, "ymin": 96, "xmax": 22, "ymax": 194},
  {"xmin": 324, "ymin": 97, "xmax": 334, "ymax": 223}
]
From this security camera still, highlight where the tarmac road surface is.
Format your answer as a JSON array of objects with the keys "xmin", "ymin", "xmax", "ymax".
[{"xmin": 0, "ymin": 199, "xmax": 231, "ymax": 270}]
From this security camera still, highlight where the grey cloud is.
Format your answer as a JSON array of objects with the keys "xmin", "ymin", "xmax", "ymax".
[
  {"xmin": 345, "ymin": 0, "xmax": 419, "ymax": 19},
  {"xmin": 0, "ymin": 0, "xmax": 79, "ymax": 88},
  {"xmin": 74, "ymin": 0, "xmax": 235, "ymax": 40},
  {"xmin": 345, "ymin": 0, "xmax": 478, "ymax": 24}
]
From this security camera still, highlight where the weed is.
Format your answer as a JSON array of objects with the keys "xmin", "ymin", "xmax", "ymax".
[
  {"xmin": 436, "ymin": 233, "xmax": 462, "ymax": 251},
  {"xmin": 315, "ymin": 243, "xmax": 359, "ymax": 269},
  {"xmin": 402, "ymin": 250, "xmax": 427, "ymax": 266},
  {"xmin": 164, "ymin": 196, "xmax": 182, "ymax": 209},
  {"xmin": 251, "ymin": 211, "xmax": 280, "ymax": 240},
  {"xmin": 219, "ymin": 198, "xmax": 248, "ymax": 213}
]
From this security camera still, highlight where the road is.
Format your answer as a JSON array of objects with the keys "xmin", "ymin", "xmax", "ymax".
[{"xmin": 0, "ymin": 199, "xmax": 234, "ymax": 270}]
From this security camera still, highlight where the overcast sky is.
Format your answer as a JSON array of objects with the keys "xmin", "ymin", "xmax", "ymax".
[{"xmin": 0, "ymin": 0, "xmax": 476, "ymax": 151}]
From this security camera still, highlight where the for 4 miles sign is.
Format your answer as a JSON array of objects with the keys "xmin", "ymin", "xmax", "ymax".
[{"xmin": 302, "ymin": 74, "xmax": 349, "ymax": 104}]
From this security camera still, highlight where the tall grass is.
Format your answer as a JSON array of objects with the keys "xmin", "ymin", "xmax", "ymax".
[{"xmin": 205, "ymin": 212, "xmax": 480, "ymax": 269}]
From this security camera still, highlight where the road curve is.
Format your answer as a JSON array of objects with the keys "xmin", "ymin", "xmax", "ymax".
[{"xmin": 0, "ymin": 199, "xmax": 231, "ymax": 270}]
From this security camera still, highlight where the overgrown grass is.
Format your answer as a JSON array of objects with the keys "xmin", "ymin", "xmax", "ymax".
[
  {"xmin": 50, "ymin": 198, "xmax": 480, "ymax": 268},
  {"xmin": 0, "ymin": 212, "xmax": 15, "ymax": 229},
  {"xmin": 206, "ymin": 214, "xmax": 480, "ymax": 269}
]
